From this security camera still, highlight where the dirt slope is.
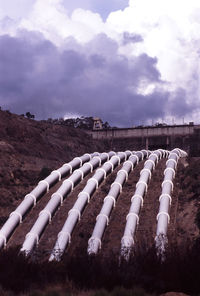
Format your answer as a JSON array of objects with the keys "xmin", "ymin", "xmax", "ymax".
[
  {"xmin": 0, "ymin": 109, "xmax": 106, "ymax": 224},
  {"xmin": 1, "ymin": 109, "xmax": 200, "ymax": 257}
]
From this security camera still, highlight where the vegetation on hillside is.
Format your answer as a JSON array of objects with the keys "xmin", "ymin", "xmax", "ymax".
[{"xmin": 0, "ymin": 243, "xmax": 199, "ymax": 295}]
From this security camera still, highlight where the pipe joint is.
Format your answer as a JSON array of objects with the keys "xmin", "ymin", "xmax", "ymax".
[
  {"xmin": 131, "ymin": 194, "xmax": 144, "ymax": 207},
  {"xmin": 113, "ymin": 155, "xmax": 121, "ymax": 165},
  {"xmin": 74, "ymin": 157, "xmax": 83, "ymax": 167},
  {"xmin": 137, "ymin": 151, "xmax": 144, "ymax": 160},
  {"xmin": 140, "ymin": 168, "xmax": 152, "ymax": 179},
  {"xmin": 162, "ymin": 180, "xmax": 174, "ymax": 191},
  {"xmin": 89, "ymin": 178, "xmax": 99, "ymax": 189},
  {"xmin": 84, "ymin": 153, "xmax": 92, "ymax": 160},
  {"xmin": 93, "ymin": 156, "xmax": 102, "ymax": 166},
  {"xmin": 126, "ymin": 212, "xmax": 139, "ymax": 224},
  {"xmin": 104, "ymin": 161, "xmax": 114, "ymax": 172},
  {"xmin": 9, "ymin": 211, "xmax": 22, "ymax": 223},
  {"xmin": 159, "ymin": 194, "xmax": 172, "ymax": 205},
  {"xmin": 156, "ymin": 150, "xmax": 163, "ymax": 159},
  {"xmin": 39, "ymin": 209, "xmax": 52, "ymax": 223},
  {"xmin": 157, "ymin": 211, "xmax": 170, "ymax": 223},
  {"xmin": 124, "ymin": 160, "xmax": 134, "ymax": 170},
  {"xmin": 63, "ymin": 179, "xmax": 74, "ymax": 191},
  {"xmin": 164, "ymin": 167, "xmax": 175, "ymax": 178},
  {"xmin": 166, "ymin": 159, "xmax": 177, "ymax": 168},
  {"xmin": 111, "ymin": 182, "xmax": 123, "ymax": 193},
  {"xmin": 51, "ymin": 170, "xmax": 62, "ymax": 181},
  {"xmin": 63, "ymin": 163, "xmax": 73, "ymax": 174},
  {"xmin": 117, "ymin": 169, "xmax": 129, "ymax": 181},
  {"xmin": 169, "ymin": 152, "xmax": 179, "ymax": 160},
  {"xmin": 101, "ymin": 152, "xmax": 109, "ymax": 161},
  {"xmin": 24, "ymin": 194, "xmax": 37, "ymax": 206},
  {"xmin": 86, "ymin": 162, "xmax": 93, "ymax": 172},
  {"xmin": 78, "ymin": 191, "xmax": 91, "ymax": 203},
  {"xmin": 52, "ymin": 193, "xmax": 64, "ymax": 205},
  {"xmin": 74, "ymin": 169, "xmax": 84, "ymax": 180},
  {"xmin": 96, "ymin": 213, "xmax": 109, "ymax": 225},
  {"xmin": 96, "ymin": 168, "xmax": 107, "ymax": 180},
  {"xmin": 144, "ymin": 159, "xmax": 155, "ymax": 170},
  {"xmin": 104, "ymin": 195, "xmax": 116, "ymax": 207},
  {"xmin": 151, "ymin": 153, "xmax": 159, "ymax": 163},
  {"xmin": 118, "ymin": 151, "xmax": 127, "ymax": 161},
  {"xmin": 136, "ymin": 181, "xmax": 148, "ymax": 192},
  {"xmin": 68, "ymin": 208, "xmax": 81, "ymax": 221},
  {"xmin": 38, "ymin": 180, "xmax": 50, "ymax": 192}
]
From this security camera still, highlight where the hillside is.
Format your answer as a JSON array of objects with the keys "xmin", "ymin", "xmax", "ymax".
[
  {"xmin": 1, "ymin": 109, "xmax": 200, "ymax": 251},
  {"xmin": 1, "ymin": 110, "xmax": 200, "ymax": 295},
  {"xmin": 0, "ymin": 110, "xmax": 107, "ymax": 222}
]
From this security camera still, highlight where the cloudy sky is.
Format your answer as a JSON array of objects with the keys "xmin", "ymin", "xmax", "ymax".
[{"xmin": 0, "ymin": 0, "xmax": 200, "ymax": 126}]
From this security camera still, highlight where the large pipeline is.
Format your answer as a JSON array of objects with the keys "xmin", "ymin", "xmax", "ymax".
[
  {"xmin": 121, "ymin": 149, "xmax": 169, "ymax": 260},
  {"xmin": 0, "ymin": 153, "xmax": 98, "ymax": 250},
  {"xmin": 155, "ymin": 148, "xmax": 187, "ymax": 258},
  {"xmin": 87, "ymin": 150, "xmax": 151, "ymax": 255},
  {"xmin": 49, "ymin": 151, "xmax": 132, "ymax": 261},
  {"xmin": 20, "ymin": 151, "xmax": 116, "ymax": 255}
]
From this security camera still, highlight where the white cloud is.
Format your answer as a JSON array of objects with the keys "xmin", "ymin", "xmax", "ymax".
[{"xmin": 107, "ymin": 0, "xmax": 200, "ymax": 110}]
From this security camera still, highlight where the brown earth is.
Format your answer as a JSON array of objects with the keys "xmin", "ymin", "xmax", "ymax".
[
  {"xmin": 0, "ymin": 109, "xmax": 200, "ymax": 259},
  {"xmin": 0, "ymin": 109, "xmax": 107, "ymax": 224}
]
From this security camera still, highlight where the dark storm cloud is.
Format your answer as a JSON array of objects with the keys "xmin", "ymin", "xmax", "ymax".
[{"xmin": 0, "ymin": 30, "xmax": 179, "ymax": 126}]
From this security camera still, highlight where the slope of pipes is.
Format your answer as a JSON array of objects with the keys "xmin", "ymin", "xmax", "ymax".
[
  {"xmin": 20, "ymin": 151, "xmax": 116, "ymax": 255},
  {"xmin": 120, "ymin": 149, "xmax": 169, "ymax": 260},
  {"xmin": 87, "ymin": 150, "xmax": 150, "ymax": 255},
  {"xmin": 0, "ymin": 153, "xmax": 97, "ymax": 250},
  {"xmin": 155, "ymin": 148, "xmax": 187, "ymax": 258},
  {"xmin": 49, "ymin": 151, "xmax": 132, "ymax": 261}
]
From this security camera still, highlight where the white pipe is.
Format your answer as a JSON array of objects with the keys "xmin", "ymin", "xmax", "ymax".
[
  {"xmin": 20, "ymin": 151, "xmax": 116, "ymax": 255},
  {"xmin": 155, "ymin": 148, "xmax": 187, "ymax": 258},
  {"xmin": 0, "ymin": 153, "xmax": 97, "ymax": 249},
  {"xmin": 121, "ymin": 149, "xmax": 169, "ymax": 260},
  {"xmin": 87, "ymin": 150, "xmax": 151, "ymax": 255},
  {"xmin": 49, "ymin": 151, "xmax": 132, "ymax": 261}
]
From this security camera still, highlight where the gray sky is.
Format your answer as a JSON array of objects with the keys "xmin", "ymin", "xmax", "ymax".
[{"xmin": 0, "ymin": 0, "xmax": 199, "ymax": 126}]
